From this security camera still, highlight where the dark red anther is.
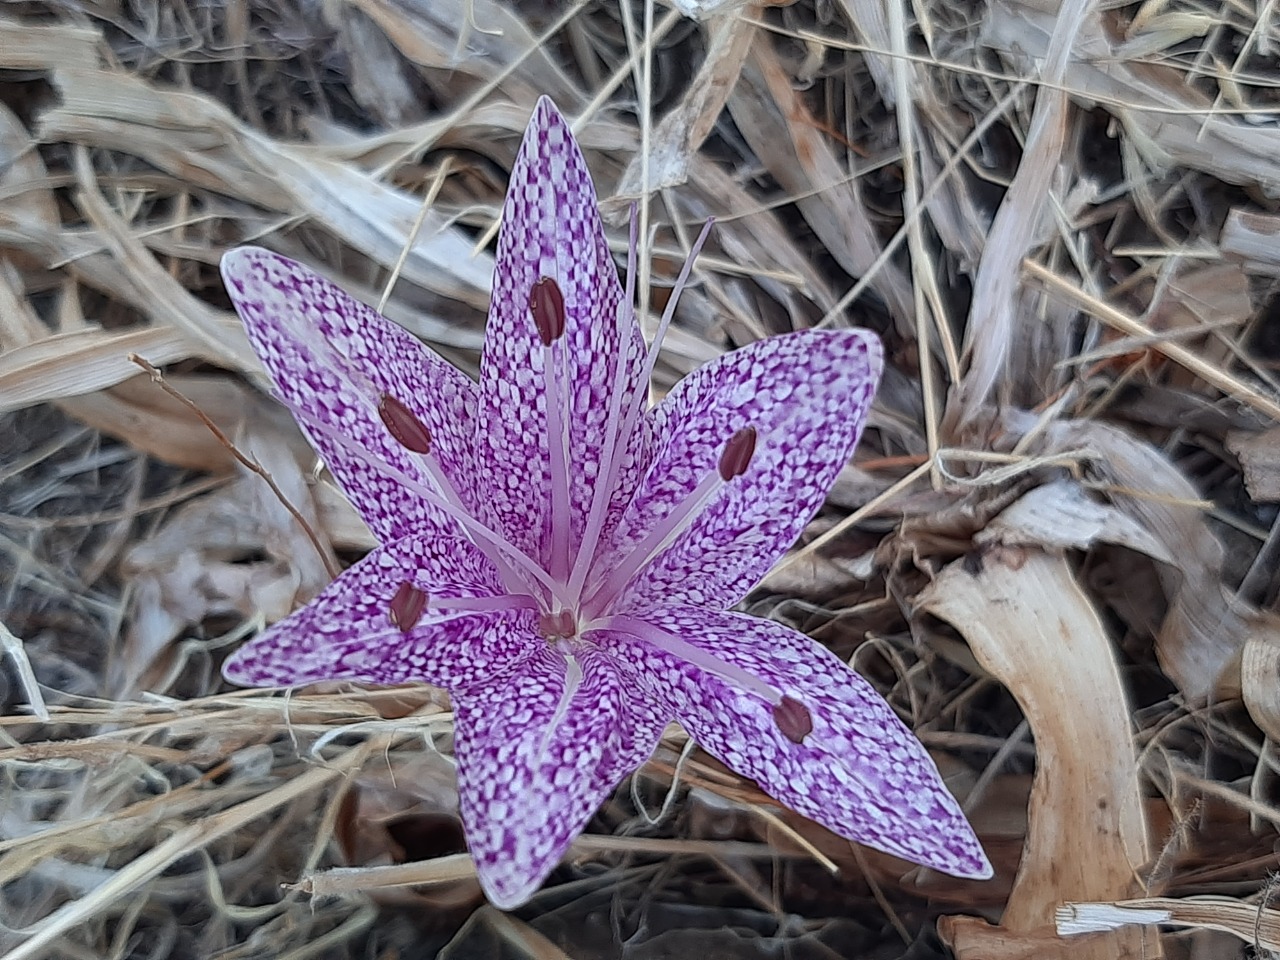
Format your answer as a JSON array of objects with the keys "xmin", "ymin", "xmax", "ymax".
[
  {"xmin": 389, "ymin": 581, "xmax": 428, "ymax": 632},
  {"xmin": 378, "ymin": 393, "xmax": 432, "ymax": 454},
  {"xmin": 717, "ymin": 426, "xmax": 757, "ymax": 482},
  {"xmin": 773, "ymin": 696, "xmax": 813, "ymax": 744},
  {"xmin": 530, "ymin": 276, "xmax": 566, "ymax": 346}
]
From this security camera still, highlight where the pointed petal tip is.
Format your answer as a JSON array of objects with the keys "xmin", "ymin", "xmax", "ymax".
[
  {"xmin": 835, "ymin": 326, "xmax": 884, "ymax": 384},
  {"xmin": 945, "ymin": 839, "xmax": 995, "ymax": 880},
  {"xmin": 220, "ymin": 246, "xmax": 306, "ymax": 304},
  {"xmin": 860, "ymin": 326, "xmax": 885, "ymax": 371},
  {"xmin": 475, "ymin": 863, "xmax": 540, "ymax": 911},
  {"xmin": 219, "ymin": 244, "xmax": 269, "ymax": 283},
  {"xmin": 967, "ymin": 855, "xmax": 996, "ymax": 881},
  {"xmin": 220, "ymin": 652, "xmax": 256, "ymax": 688},
  {"xmin": 530, "ymin": 94, "xmax": 566, "ymax": 129},
  {"xmin": 920, "ymin": 815, "xmax": 993, "ymax": 880}
]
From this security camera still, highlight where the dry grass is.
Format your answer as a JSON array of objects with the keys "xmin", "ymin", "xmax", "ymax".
[{"xmin": 1, "ymin": 0, "xmax": 1280, "ymax": 957}]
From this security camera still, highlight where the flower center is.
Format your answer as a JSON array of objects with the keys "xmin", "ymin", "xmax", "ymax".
[{"xmin": 537, "ymin": 608, "xmax": 579, "ymax": 642}]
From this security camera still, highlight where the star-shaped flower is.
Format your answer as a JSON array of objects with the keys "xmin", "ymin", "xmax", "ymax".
[{"xmin": 220, "ymin": 97, "xmax": 991, "ymax": 908}]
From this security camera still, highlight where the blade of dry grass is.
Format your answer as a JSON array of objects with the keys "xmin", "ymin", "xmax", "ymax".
[
  {"xmin": 2, "ymin": 748, "xmax": 364, "ymax": 960},
  {"xmin": 953, "ymin": 0, "xmax": 1087, "ymax": 425},
  {"xmin": 0, "ymin": 18, "xmax": 98, "ymax": 70},
  {"xmin": 1028, "ymin": 259, "xmax": 1280, "ymax": 423},
  {"xmin": 1058, "ymin": 895, "xmax": 1280, "ymax": 951},
  {"xmin": 42, "ymin": 68, "xmax": 493, "ymax": 307}
]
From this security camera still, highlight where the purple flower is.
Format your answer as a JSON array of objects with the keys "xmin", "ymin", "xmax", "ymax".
[{"xmin": 220, "ymin": 97, "xmax": 991, "ymax": 908}]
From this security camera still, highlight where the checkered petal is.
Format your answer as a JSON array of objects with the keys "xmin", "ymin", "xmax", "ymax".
[
  {"xmin": 452, "ymin": 645, "xmax": 669, "ymax": 908},
  {"xmin": 222, "ymin": 247, "xmax": 479, "ymax": 542},
  {"xmin": 222, "ymin": 534, "xmax": 536, "ymax": 689},
  {"xmin": 601, "ymin": 607, "xmax": 992, "ymax": 879},
  {"xmin": 474, "ymin": 97, "xmax": 650, "ymax": 570},
  {"xmin": 613, "ymin": 329, "xmax": 882, "ymax": 611}
]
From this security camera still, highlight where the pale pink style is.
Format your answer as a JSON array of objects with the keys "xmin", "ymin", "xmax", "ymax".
[{"xmin": 220, "ymin": 97, "xmax": 991, "ymax": 908}]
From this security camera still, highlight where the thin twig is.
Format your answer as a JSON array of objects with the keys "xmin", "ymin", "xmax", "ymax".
[{"xmin": 128, "ymin": 354, "xmax": 340, "ymax": 580}]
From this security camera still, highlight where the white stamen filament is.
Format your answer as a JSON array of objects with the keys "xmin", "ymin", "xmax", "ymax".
[
  {"xmin": 430, "ymin": 594, "xmax": 540, "ymax": 614},
  {"xmin": 583, "ymin": 466, "xmax": 724, "ymax": 617},
  {"xmin": 357, "ymin": 611, "xmax": 521, "ymax": 649},
  {"xmin": 286, "ymin": 401, "xmax": 573, "ymax": 607},
  {"xmin": 639, "ymin": 218, "xmax": 715, "ymax": 391},
  {"xmin": 542, "ymin": 340, "xmax": 572, "ymax": 581},
  {"xmin": 598, "ymin": 218, "xmax": 715, "ymax": 527},
  {"xmin": 595, "ymin": 615, "xmax": 782, "ymax": 705}
]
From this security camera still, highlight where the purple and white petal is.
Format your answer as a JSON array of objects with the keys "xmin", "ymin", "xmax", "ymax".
[
  {"xmin": 599, "ymin": 607, "xmax": 992, "ymax": 879},
  {"xmin": 219, "ymin": 97, "xmax": 991, "ymax": 912},
  {"xmin": 223, "ymin": 534, "xmax": 537, "ymax": 690},
  {"xmin": 452, "ymin": 645, "xmax": 669, "ymax": 909},
  {"xmin": 222, "ymin": 248, "xmax": 479, "ymax": 542},
  {"xmin": 608, "ymin": 330, "xmax": 882, "ymax": 612},
  {"xmin": 475, "ymin": 97, "xmax": 651, "ymax": 571}
]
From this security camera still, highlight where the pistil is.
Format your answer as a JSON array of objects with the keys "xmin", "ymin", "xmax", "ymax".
[
  {"xmin": 568, "ymin": 217, "xmax": 716, "ymax": 605},
  {"xmin": 536, "ymin": 650, "xmax": 583, "ymax": 762}
]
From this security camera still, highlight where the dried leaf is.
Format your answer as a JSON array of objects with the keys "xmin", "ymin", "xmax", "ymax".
[
  {"xmin": 919, "ymin": 548, "xmax": 1154, "ymax": 960},
  {"xmin": 616, "ymin": 12, "xmax": 756, "ymax": 194},
  {"xmin": 1221, "ymin": 208, "xmax": 1280, "ymax": 277},
  {"xmin": 1240, "ymin": 610, "xmax": 1280, "ymax": 742},
  {"xmin": 117, "ymin": 423, "xmax": 335, "ymax": 696},
  {"xmin": 1039, "ymin": 418, "xmax": 1242, "ymax": 703},
  {"xmin": 976, "ymin": 477, "xmax": 1174, "ymax": 562},
  {"xmin": 955, "ymin": 0, "xmax": 1082, "ymax": 423},
  {"xmin": 983, "ymin": 0, "xmax": 1280, "ymax": 195},
  {"xmin": 729, "ymin": 41, "xmax": 912, "ymax": 322},
  {"xmin": 1226, "ymin": 427, "xmax": 1280, "ymax": 502}
]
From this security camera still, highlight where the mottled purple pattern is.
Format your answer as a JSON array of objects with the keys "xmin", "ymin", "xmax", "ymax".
[
  {"xmin": 223, "ymin": 534, "xmax": 537, "ymax": 689},
  {"xmin": 452, "ymin": 645, "xmax": 668, "ymax": 908},
  {"xmin": 476, "ymin": 98, "xmax": 651, "ymax": 569},
  {"xmin": 221, "ymin": 97, "xmax": 991, "ymax": 911},
  {"xmin": 222, "ymin": 248, "xmax": 479, "ymax": 542},
  {"xmin": 600, "ymin": 609, "xmax": 990, "ymax": 877},
  {"xmin": 613, "ymin": 330, "xmax": 882, "ymax": 611}
]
